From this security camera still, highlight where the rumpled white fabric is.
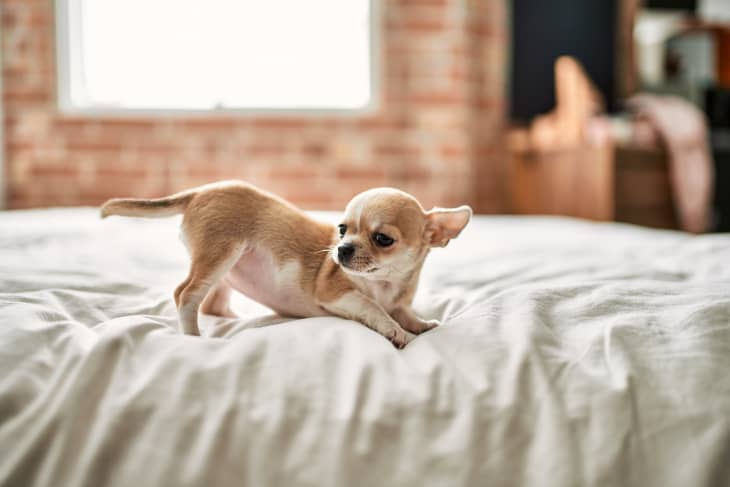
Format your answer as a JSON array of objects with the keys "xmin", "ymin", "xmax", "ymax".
[{"xmin": 1, "ymin": 208, "xmax": 729, "ymax": 487}]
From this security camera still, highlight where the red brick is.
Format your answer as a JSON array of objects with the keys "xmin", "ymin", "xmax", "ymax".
[
  {"xmin": 185, "ymin": 165, "xmax": 238, "ymax": 180},
  {"xmin": 335, "ymin": 166, "xmax": 387, "ymax": 180},
  {"xmin": 404, "ymin": 18, "xmax": 448, "ymax": 31},
  {"xmin": 95, "ymin": 165, "xmax": 148, "ymax": 179},
  {"xmin": 396, "ymin": 163, "xmax": 431, "ymax": 181},
  {"xmin": 246, "ymin": 143, "xmax": 287, "ymax": 156},
  {"xmin": 4, "ymin": 89, "xmax": 49, "ymax": 104},
  {"xmin": 356, "ymin": 117, "xmax": 408, "ymax": 130},
  {"xmin": 29, "ymin": 162, "xmax": 79, "ymax": 177},
  {"xmin": 135, "ymin": 141, "xmax": 177, "ymax": 152},
  {"xmin": 262, "ymin": 165, "xmax": 321, "ymax": 180},
  {"xmin": 398, "ymin": 0, "xmax": 448, "ymax": 5},
  {"xmin": 375, "ymin": 144, "xmax": 420, "ymax": 158},
  {"xmin": 441, "ymin": 144, "xmax": 469, "ymax": 159},
  {"xmin": 65, "ymin": 139, "xmax": 124, "ymax": 152},
  {"xmin": 28, "ymin": 11, "xmax": 50, "ymax": 27},
  {"xmin": 57, "ymin": 118, "xmax": 155, "ymax": 130},
  {"xmin": 7, "ymin": 140, "xmax": 34, "ymax": 151},
  {"xmin": 302, "ymin": 143, "xmax": 328, "ymax": 158},
  {"xmin": 408, "ymin": 91, "xmax": 467, "ymax": 105},
  {"xmin": 248, "ymin": 118, "xmax": 310, "ymax": 129}
]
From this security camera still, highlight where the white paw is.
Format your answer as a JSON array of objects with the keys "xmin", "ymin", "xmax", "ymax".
[
  {"xmin": 421, "ymin": 319, "xmax": 440, "ymax": 332},
  {"xmin": 388, "ymin": 327, "xmax": 416, "ymax": 349}
]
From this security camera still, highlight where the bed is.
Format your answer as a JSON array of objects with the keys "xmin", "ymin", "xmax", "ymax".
[{"xmin": 1, "ymin": 208, "xmax": 729, "ymax": 487}]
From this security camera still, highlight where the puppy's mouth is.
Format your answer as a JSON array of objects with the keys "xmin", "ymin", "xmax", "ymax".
[
  {"xmin": 339, "ymin": 260, "xmax": 379, "ymax": 275},
  {"xmin": 331, "ymin": 248, "xmax": 380, "ymax": 275}
]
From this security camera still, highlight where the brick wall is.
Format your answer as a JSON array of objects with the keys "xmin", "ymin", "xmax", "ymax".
[{"xmin": 2, "ymin": 0, "xmax": 508, "ymax": 212}]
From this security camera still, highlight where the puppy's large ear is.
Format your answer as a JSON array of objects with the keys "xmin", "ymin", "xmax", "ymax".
[{"xmin": 424, "ymin": 205, "xmax": 472, "ymax": 247}]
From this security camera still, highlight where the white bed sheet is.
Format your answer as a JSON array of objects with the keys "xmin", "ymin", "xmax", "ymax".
[{"xmin": 1, "ymin": 208, "xmax": 729, "ymax": 487}]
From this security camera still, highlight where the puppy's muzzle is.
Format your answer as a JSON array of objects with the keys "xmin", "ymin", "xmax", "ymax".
[{"xmin": 337, "ymin": 243, "xmax": 355, "ymax": 264}]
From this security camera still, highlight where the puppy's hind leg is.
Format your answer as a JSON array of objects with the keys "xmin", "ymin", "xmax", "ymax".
[
  {"xmin": 175, "ymin": 247, "xmax": 243, "ymax": 335},
  {"xmin": 200, "ymin": 281, "xmax": 237, "ymax": 318}
]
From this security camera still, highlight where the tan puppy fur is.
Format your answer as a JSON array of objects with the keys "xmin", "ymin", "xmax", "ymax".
[{"xmin": 101, "ymin": 181, "xmax": 471, "ymax": 348}]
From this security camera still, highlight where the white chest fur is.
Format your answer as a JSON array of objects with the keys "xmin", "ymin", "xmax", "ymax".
[{"xmin": 355, "ymin": 278, "xmax": 402, "ymax": 312}]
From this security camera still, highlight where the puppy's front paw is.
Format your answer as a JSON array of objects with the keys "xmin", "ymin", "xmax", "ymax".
[
  {"xmin": 388, "ymin": 327, "xmax": 416, "ymax": 349},
  {"xmin": 421, "ymin": 319, "xmax": 440, "ymax": 332}
]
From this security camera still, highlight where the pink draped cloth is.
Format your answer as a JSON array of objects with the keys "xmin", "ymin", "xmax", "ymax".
[{"xmin": 627, "ymin": 94, "xmax": 715, "ymax": 233}]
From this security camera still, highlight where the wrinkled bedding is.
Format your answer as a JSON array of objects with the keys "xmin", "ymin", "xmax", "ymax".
[{"xmin": 1, "ymin": 208, "xmax": 729, "ymax": 487}]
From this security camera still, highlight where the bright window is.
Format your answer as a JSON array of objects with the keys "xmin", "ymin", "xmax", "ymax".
[{"xmin": 56, "ymin": 0, "xmax": 375, "ymax": 112}]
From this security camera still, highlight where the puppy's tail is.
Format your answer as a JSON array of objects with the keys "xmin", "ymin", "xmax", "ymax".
[{"xmin": 100, "ymin": 191, "xmax": 195, "ymax": 219}]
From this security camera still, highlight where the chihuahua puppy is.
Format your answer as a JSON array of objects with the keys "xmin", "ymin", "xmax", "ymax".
[{"xmin": 101, "ymin": 181, "xmax": 471, "ymax": 348}]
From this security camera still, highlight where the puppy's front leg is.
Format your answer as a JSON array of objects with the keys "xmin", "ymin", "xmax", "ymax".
[
  {"xmin": 321, "ymin": 292, "xmax": 416, "ymax": 348},
  {"xmin": 391, "ymin": 306, "xmax": 439, "ymax": 335}
]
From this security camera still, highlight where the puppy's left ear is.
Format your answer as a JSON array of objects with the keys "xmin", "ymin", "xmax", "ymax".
[{"xmin": 425, "ymin": 205, "xmax": 472, "ymax": 247}]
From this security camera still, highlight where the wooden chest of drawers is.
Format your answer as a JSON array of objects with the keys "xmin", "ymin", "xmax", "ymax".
[{"xmin": 510, "ymin": 141, "xmax": 678, "ymax": 229}]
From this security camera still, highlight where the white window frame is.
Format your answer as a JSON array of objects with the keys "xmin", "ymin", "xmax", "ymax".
[{"xmin": 54, "ymin": 0, "xmax": 381, "ymax": 117}]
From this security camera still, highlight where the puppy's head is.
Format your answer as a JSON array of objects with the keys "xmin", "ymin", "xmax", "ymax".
[{"xmin": 332, "ymin": 188, "xmax": 472, "ymax": 279}]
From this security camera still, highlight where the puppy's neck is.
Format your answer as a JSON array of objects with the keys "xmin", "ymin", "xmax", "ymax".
[{"xmin": 344, "ymin": 251, "xmax": 428, "ymax": 310}]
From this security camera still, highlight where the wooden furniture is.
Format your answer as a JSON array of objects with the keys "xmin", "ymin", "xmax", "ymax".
[
  {"xmin": 509, "ymin": 130, "xmax": 678, "ymax": 229},
  {"xmin": 508, "ymin": 54, "xmax": 679, "ymax": 230},
  {"xmin": 614, "ymin": 144, "xmax": 676, "ymax": 228}
]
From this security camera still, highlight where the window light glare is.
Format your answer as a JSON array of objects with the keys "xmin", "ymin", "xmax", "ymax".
[{"xmin": 62, "ymin": 0, "xmax": 372, "ymax": 111}]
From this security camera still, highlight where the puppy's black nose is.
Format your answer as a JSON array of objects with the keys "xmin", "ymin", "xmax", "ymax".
[{"xmin": 338, "ymin": 243, "xmax": 355, "ymax": 262}]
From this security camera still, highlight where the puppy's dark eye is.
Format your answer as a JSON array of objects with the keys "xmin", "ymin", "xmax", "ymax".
[
  {"xmin": 338, "ymin": 224, "xmax": 347, "ymax": 238},
  {"xmin": 373, "ymin": 232, "xmax": 394, "ymax": 247}
]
